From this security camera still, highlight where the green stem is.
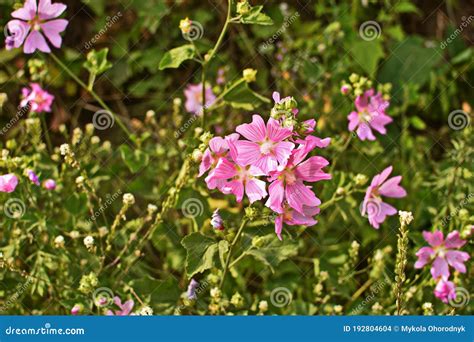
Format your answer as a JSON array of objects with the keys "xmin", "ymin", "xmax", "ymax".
[
  {"xmin": 220, "ymin": 217, "xmax": 247, "ymax": 289},
  {"xmin": 207, "ymin": 78, "xmax": 244, "ymax": 111},
  {"xmin": 199, "ymin": 0, "xmax": 233, "ymax": 128},
  {"xmin": 40, "ymin": 114, "xmax": 53, "ymax": 153},
  {"xmin": 330, "ymin": 133, "xmax": 353, "ymax": 172},
  {"xmin": 206, "ymin": 0, "xmax": 233, "ymax": 64},
  {"xmin": 49, "ymin": 52, "xmax": 134, "ymax": 142}
]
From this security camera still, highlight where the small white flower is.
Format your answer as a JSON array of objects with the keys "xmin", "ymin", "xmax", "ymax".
[
  {"xmin": 146, "ymin": 110, "xmax": 156, "ymax": 119},
  {"xmin": 123, "ymin": 193, "xmax": 135, "ymax": 206},
  {"xmin": 54, "ymin": 235, "xmax": 65, "ymax": 248},
  {"xmin": 60, "ymin": 143, "xmax": 70, "ymax": 155},
  {"xmin": 70, "ymin": 231, "xmax": 80, "ymax": 239},
  {"xmin": 398, "ymin": 210, "xmax": 414, "ymax": 226},
  {"xmin": 83, "ymin": 236, "xmax": 94, "ymax": 249},
  {"xmin": 138, "ymin": 306, "xmax": 153, "ymax": 315},
  {"xmin": 210, "ymin": 287, "xmax": 221, "ymax": 299},
  {"xmin": 91, "ymin": 136, "xmax": 100, "ymax": 144},
  {"xmin": 75, "ymin": 176, "xmax": 85, "ymax": 185},
  {"xmin": 258, "ymin": 300, "xmax": 268, "ymax": 312},
  {"xmin": 147, "ymin": 204, "xmax": 158, "ymax": 215}
]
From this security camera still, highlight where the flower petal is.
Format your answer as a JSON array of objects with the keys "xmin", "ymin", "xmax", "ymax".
[
  {"xmin": 24, "ymin": 31, "xmax": 51, "ymax": 54},
  {"xmin": 38, "ymin": 0, "xmax": 67, "ymax": 20},
  {"xmin": 444, "ymin": 230, "xmax": 467, "ymax": 249},
  {"xmin": 431, "ymin": 256, "xmax": 449, "ymax": 280},
  {"xmin": 245, "ymin": 178, "xmax": 267, "ymax": 203},
  {"xmin": 11, "ymin": 0, "xmax": 37, "ymax": 20},
  {"xmin": 446, "ymin": 250, "xmax": 470, "ymax": 273},
  {"xmin": 378, "ymin": 175, "xmax": 407, "ymax": 198},
  {"xmin": 236, "ymin": 114, "xmax": 266, "ymax": 142},
  {"xmin": 40, "ymin": 19, "xmax": 68, "ymax": 48}
]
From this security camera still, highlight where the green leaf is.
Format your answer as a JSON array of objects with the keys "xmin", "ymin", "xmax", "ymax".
[
  {"xmin": 350, "ymin": 40, "xmax": 384, "ymax": 77},
  {"xmin": 223, "ymin": 80, "xmax": 270, "ymax": 110},
  {"xmin": 159, "ymin": 44, "xmax": 195, "ymax": 70},
  {"xmin": 240, "ymin": 6, "xmax": 273, "ymax": 26},
  {"xmin": 218, "ymin": 240, "xmax": 229, "ymax": 268},
  {"xmin": 181, "ymin": 233, "xmax": 218, "ymax": 278},
  {"xmin": 64, "ymin": 193, "xmax": 88, "ymax": 215},
  {"xmin": 119, "ymin": 144, "xmax": 150, "ymax": 173},
  {"xmin": 378, "ymin": 36, "xmax": 442, "ymax": 97},
  {"xmin": 244, "ymin": 234, "xmax": 298, "ymax": 273}
]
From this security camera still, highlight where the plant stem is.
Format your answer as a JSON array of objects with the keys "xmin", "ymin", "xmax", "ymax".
[
  {"xmin": 199, "ymin": 0, "xmax": 233, "ymax": 128},
  {"xmin": 395, "ymin": 220, "xmax": 409, "ymax": 315},
  {"xmin": 219, "ymin": 217, "xmax": 247, "ymax": 289},
  {"xmin": 40, "ymin": 114, "xmax": 53, "ymax": 153},
  {"xmin": 49, "ymin": 52, "xmax": 134, "ymax": 142},
  {"xmin": 330, "ymin": 133, "xmax": 353, "ymax": 172}
]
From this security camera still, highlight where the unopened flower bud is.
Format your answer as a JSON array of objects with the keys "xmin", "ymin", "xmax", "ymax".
[
  {"xmin": 123, "ymin": 193, "xmax": 135, "ymax": 205},
  {"xmin": 211, "ymin": 209, "xmax": 224, "ymax": 231},
  {"xmin": 243, "ymin": 68, "xmax": 257, "ymax": 83}
]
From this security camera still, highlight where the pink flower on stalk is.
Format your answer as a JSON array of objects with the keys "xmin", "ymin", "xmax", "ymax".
[
  {"xmin": 43, "ymin": 179, "xmax": 56, "ymax": 190},
  {"xmin": 209, "ymin": 140, "xmax": 267, "ymax": 203},
  {"xmin": 5, "ymin": 0, "xmax": 68, "ymax": 54},
  {"xmin": 105, "ymin": 296, "xmax": 134, "ymax": 316},
  {"xmin": 184, "ymin": 83, "xmax": 216, "ymax": 115},
  {"xmin": 415, "ymin": 230, "xmax": 470, "ymax": 280},
  {"xmin": 347, "ymin": 89, "xmax": 392, "ymax": 141},
  {"xmin": 362, "ymin": 166, "xmax": 406, "ymax": 229},
  {"xmin": 274, "ymin": 203, "xmax": 320, "ymax": 241},
  {"xmin": 233, "ymin": 115, "xmax": 295, "ymax": 174},
  {"xmin": 0, "ymin": 174, "xmax": 19, "ymax": 193},
  {"xmin": 21, "ymin": 83, "xmax": 55, "ymax": 113},
  {"xmin": 266, "ymin": 136, "xmax": 331, "ymax": 215},
  {"xmin": 433, "ymin": 279, "xmax": 457, "ymax": 304}
]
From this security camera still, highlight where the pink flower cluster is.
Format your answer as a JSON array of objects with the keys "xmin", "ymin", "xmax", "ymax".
[
  {"xmin": 362, "ymin": 166, "xmax": 407, "ymax": 229},
  {"xmin": 347, "ymin": 89, "xmax": 392, "ymax": 141},
  {"xmin": 21, "ymin": 83, "xmax": 55, "ymax": 113},
  {"xmin": 5, "ymin": 0, "xmax": 68, "ymax": 54},
  {"xmin": 184, "ymin": 83, "xmax": 216, "ymax": 116},
  {"xmin": 199, "ymin": 93, "xmax": 331, "ymax": 240},
  {"xmin": 415, "ymin": 230, "xmax": 470, "ymax": 303}
]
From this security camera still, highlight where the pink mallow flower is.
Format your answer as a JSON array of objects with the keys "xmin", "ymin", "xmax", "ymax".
[
  {"xmin": 5, "ymin": 0, "xmax": 68, "ymax": 54},
  {"xmin": 434, "ymin": 279, "xmax": 457, "ymax": 304},
  {"xmin": 266, "ymin": 136, "xmax": 331, "ymax": 215},
  {"xmin": 105, "ymin": 296, "xmax": 134, "ymax": 316},
  {"xmin": 415, "ymin": 230, "xmax": 470, "ymax": 280},
  {"xmin": 233, "ymin": 115, "xmax": 295, "ymax": 174},
  {"xmin": 274, "ymin": 203, "xmax": 320, "ymax": 241},
  {"xmin": 21, "ymin": 83, "xmax": 55, "ymax": 113},
  {"xmin": 362, "ymin": 166, "xmax": 406, "ymax": 229},
  {"xmin": 0, "ymin": 174, "xmax": 19, "ymax": 193},
  {"xmin": 209, "ymin": 138, "xmax": 267, "ymax": 203},
  {"xmin": 347, "ymin": 89, "xmax": 392, "ymax": 141},
  {"xmin": 184, "ymin": 83, "xmax": 216, "ymax": 115}
]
